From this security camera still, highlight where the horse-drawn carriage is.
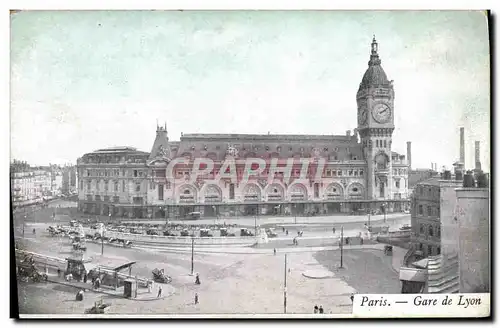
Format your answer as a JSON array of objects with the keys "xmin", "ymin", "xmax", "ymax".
[
  {"xmin": 17, "ymin": 256, "xmax": 48, "ymax": 283},
  {"xmin": 152, "ymin": 268, "xmax": 172, "ymax": 284}
]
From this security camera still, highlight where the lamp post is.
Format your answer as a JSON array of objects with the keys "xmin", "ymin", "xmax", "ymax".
[
  {"xmin": 340, "ymin": 226, "xmax": 344, "ymax": 269},
  {"xmin": 383, "ymin": 202, "xmax": 387, "ymax": 223},
  {"xmin": 254, "ymin": 215, "xmax": 257, "ymax": 237},
  {"xmin": 191, "ymin": 237, "xmax": 195, "ymax": 275},
  {"xmin": 284, "ymin": 253, "xmax": 288, "ymax": 314},
  {"xmin": 100, "ymin": 223, "xmax": 105, "ymax": 255},
  {"xmin": 212, "ymin": 205, "xmax": 217, "ymax": 225}
]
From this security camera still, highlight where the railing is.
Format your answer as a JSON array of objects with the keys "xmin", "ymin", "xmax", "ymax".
[{"xmin": 83, "ymin": 228, "xmax": 258, "ymax": 246}]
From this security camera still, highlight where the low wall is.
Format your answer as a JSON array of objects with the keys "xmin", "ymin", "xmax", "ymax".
[{"xmin": 82, "ymin": 228, "xmax": 258, "ymax": 247}]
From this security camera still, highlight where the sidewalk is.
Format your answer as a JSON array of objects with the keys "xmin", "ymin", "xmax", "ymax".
[
  {"xmin": 46, "ymin": 276, "xmax": 175, "ymax": 302},
  {"xmin": 390, "ymin": 246, "xmax": 407, "ymax": 274},
  {"xmin": 120, "ymin": 213, "xmax": 408, "ymax": 226},
  {"xmin": 135, "ymin": 243, "xmax": 387, "ymax": 255}
]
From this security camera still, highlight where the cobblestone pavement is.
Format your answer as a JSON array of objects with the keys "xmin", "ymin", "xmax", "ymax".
[
  {"xmin": 314, "ymin": 249, "xmax": 401, "ymax": 294},
  {"xmin": 16, "ymin": 237, "xmax": 364, "ymax": 314},
  {"xmin": 16, "ymin": 221, "xmax": 401, "ymax": 315}
]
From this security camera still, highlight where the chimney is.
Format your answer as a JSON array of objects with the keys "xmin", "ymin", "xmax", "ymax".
[
  {"xmin": 460, "ymin": 127, "xmax": 465, "ymax": 165},
  {"xmin": 406, "ymin": 141, "xmax": 412, "ymax": 170},
  {"xmin": 475, "ymin": 141, "xmax": 481, "ymax": 171}
]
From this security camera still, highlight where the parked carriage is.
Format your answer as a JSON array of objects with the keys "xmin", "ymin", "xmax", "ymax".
[{"xmin": 152, "ymin": 268, "xmax": 172, "ymax": 284}]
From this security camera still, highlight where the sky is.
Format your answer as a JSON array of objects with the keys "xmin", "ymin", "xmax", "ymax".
[{"xmin": 10, "ymin": 10, "xmax": 490, "ymax": 171}]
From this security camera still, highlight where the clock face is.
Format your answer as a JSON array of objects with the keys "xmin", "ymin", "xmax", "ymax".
[
  {"xmin": 372, "ymin": 103, "xmax": 392, "ymax": 123},
  {"xmin": 358, "ymin": 110, "xmax": 368, "ymax": 125}
]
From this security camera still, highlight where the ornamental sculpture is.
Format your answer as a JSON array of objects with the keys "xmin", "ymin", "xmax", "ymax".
[
  {"xmin": 156, "ymin": 145, "xmax": 170, "ymax": 158},
  {"xmin": 226, "ymin": 144, "xmax": 239, "ymax": 158}
]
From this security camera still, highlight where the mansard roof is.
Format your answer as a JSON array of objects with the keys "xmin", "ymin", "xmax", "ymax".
[{"xmin": 167, "ymin": 133, "xmax": 364, "ymax": 161}]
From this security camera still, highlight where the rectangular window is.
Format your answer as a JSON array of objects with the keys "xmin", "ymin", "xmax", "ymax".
[
  {"xmin": 113, "ymin": 196, "xmax": 119, "ymax": 203},
  {"xmin": 314, "ymin": 183, "xmax": 319, "ymax": 198},
  {"xmin": 427, "ymin": 206, "xmax": 432, "ymax": 217},
  {"xmin": 229, "ymin": 183, "xmax": 235, "ymax": 200},
  {"xmin": 135, "ymin": 183, "xmax": 141, "ymax": 192},
  {"xmin": 437, "ymin": 247, "xmax": 441, "ymax": 255},
  {"xmin": 103, "ymin": 195, "xmax": 110, "ymax": 202},
  {"xmin": 134, "ymin": 170, "xmax": 138, "ymax": 177},
  {"xmin": 104, "ymin": 181, "xmax": 108, "ymax": 192},
  {"xmin": 122, "ymin": 180, "xmax": 125, "ymax": 192},
  {"xmin": 418, "ymin": 205, "xmax": 423, "ymax": 216},
  {"xmin": 166, "ymin": 181, "xmax": 171, "ymax": 189},
  {"xmin": 155, "ymin": 169, "xmax": 166, "ymax": 178},
  {"xmin": 114, "ymin": 181, "xmax": 119, "ymax": 192},
  {"xmin": 354, "ymin": 171, "xmax": 358, "ymax": 176},
  {"xmin": 158, "ymin": 184, "xmax": 164, "ymax": 200},
  {"xmin": 427, "ymin": 245, "xmax": 433, "ymax": 256},
  {"xmin": 420, "ymin": 224, "xmax": 424, "ymax": 234},
  {"xmin": 338, "ymin": 171, "xmax": 342, "ymax": 176},
  {"xmin": 95, "ymin": 195, "xmax": 101, "ymax": 202},
  {"xmin": 359, "ymin": 170, "xmax": 364, "ymax": 176},
  {"xmin": 332, "ymin": 170, "xmax": 337, "ymax": 176},
  {"xmin": 395, "ymin": 180, "xmax": 400, "ymax": 188}
]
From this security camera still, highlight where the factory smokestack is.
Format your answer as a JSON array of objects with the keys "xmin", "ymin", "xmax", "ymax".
[
  {"xmin": 460, "ymin": 127, "xmax": 465, "ymax": 166},
  {"xmin": 475, "ymin": 141, "xmax": 481, "ymax": 171},
  {"xmin": 407, "ymin": 141, "xmax": 412, "ymax": 171}
]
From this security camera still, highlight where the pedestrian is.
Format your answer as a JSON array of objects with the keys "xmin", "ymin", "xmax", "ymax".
[
  {"xmin": 332, "ymin": 227, "xmax": 336, "ymax": 234},
  {"xmin": 83, "ymin": 272, "xmax": 88, "ymax": 283},
  {"xmin": 314, "ymin": 305, "xmax": 319, "ymax": 313},
  {"xmin": 286, "ymin": 230, "xmax": 289, "ymax": 236},
  {"xmin": 273, "ymin": 248, "xmax": 276, "ymax": 255},
  {"xmin": 194, "ymin": 293, "xmax": 199, "ymax": 305},
  {"xmin": 157, "ymin": 286, "xmax": 162, "ymax": 298},
  {"xmin": 319, "ymin": 305, "xmax": 324, "ymax": 314}
]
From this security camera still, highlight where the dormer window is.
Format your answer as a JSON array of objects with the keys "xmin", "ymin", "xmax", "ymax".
[
  {"xmin": 204, "ymin": 145, "xmax": 208, "ymax": 150},
  {"xmin": 277, "ymin": 146, "xmax": 281, "ymax": 152},
  {"xmin": 324, "ymin": 148, "xmax": 328, "ymax": 152},
  {"xmin": 289, "ymin": 147, "xmax": 293, "ymax": 151},
  {"xmin": 191, "ymin": 146, "xmax": 195, "ymax": 151},
  {"xmin": 266, "ymin": 146, "xmax": 269, "ymax": 151}
]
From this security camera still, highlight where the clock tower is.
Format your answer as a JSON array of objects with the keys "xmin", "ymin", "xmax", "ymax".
[{"xmin": 357, "ymin": 36, "xmax": 395, "ymax": 202}]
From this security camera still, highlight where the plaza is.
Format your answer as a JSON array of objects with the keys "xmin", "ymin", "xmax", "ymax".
[{"xmin": 15, "ymin": 199, "xmax": 406, "ymax": 315}]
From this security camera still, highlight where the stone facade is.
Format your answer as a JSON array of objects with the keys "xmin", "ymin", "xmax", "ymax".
[{"xmin": 76, "ymin": 38, "xmax": 410, "ymax": 219}]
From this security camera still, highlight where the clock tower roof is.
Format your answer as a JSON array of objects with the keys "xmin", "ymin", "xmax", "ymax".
[{"xmin": 358, "ymin": 36, "xmax": 390, "ymax": 92}]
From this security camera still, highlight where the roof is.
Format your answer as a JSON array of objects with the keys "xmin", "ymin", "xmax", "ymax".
[
  {"xmin": 94, "ymin": 146, "xmax": 138, "ymax": 152},
  {"xmin": 87, "ymin": 256, "xmax": 136, "ymax": 272},
  {"xmin": 359, "ymin": 65, "xmax": 389, "ymax": 91},
  {"xmin": 358, "ymin": 38, "xmax": 391, "ymax": 91},
  {"xmin": 181, "ymin": 133, "xmax": 354, "ymax": 141},
  {"xmin": 170, "ymin": 133, "xmax": 363, "ymax": 161},
  {"xmin": 417, "ymin": 177, "xmax": 442, "ymax": 187}
]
